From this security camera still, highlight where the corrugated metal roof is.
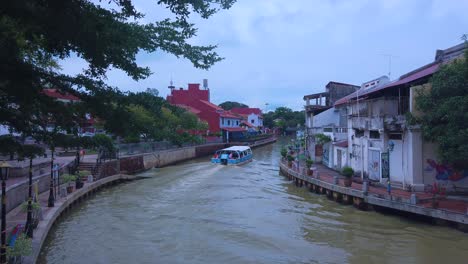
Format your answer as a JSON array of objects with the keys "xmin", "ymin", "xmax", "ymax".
[{"xmin": 334, "ymin": 62, "xmax": 439, "ymax": 106}]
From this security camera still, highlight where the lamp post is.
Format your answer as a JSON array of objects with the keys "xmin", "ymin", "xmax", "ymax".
[
  {"xmin": 25, "ymin": 158, "xmax": 34, "ymax": 238},
  {"xmin": 0, "ymin": 161, "xmax": 11, "ymax": 264},
  {"xmin": 47, "ymin": 150, "xmax": 55, "ymax": 207}
]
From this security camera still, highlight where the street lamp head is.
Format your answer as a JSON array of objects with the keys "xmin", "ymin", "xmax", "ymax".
[{"xmin": 0, "ymin": 161, "xmax": 11, "ymax": 181}]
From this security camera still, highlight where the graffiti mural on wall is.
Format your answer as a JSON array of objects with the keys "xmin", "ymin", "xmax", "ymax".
[{"xmin": 426, "ymin": 159, "xmax": 468, "ymax": 181}]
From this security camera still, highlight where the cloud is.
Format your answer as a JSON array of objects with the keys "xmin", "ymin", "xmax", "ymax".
[{"xmin": 60, "ymin": 0, "xmax": 468, "ymax": 110}]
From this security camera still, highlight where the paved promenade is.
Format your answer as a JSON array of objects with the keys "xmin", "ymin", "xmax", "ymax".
[{"xmin": 286, "ymin": 160, "xmax": 468, "ymax": 216}]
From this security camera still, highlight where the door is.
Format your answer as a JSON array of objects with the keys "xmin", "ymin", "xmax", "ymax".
[
  {"xmin": 389, "ymin": 140, "xmax": 403, "ymax": 182},
  {"xmin": 337, "ymin": 149, "xmax": 342, "ymax": 170},
  {"xmin": 368, "ymin": 149, "xmax": 380, "ymax": 181}
]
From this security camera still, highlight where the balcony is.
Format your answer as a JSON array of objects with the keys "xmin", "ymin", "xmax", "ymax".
[{"xmin": 348, "ymin": 96, "xmax": 409, "ymax": 118}]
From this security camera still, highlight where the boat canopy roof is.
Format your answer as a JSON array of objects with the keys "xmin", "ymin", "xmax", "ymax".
[{"xmin": 221, "ymin": 146, "xmax": 251, "ymax": 151}]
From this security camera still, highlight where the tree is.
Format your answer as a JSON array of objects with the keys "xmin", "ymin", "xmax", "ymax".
[
  {"xmin": 262, "ymin": 106, "xmax": 305, "ymax": 129},
  {"xmin": 414, "ymin": 44, "xmax": 468, "ymax": 169},
  {"xmin": 1, "ymin": 0, "xmax": 236, "ymax": 137},
  {"xmin": 218, "ymin": 101, "xmax": 249, "ymax": 110}
]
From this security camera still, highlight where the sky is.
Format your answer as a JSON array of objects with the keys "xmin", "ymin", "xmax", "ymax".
[{"xmin": 60, "ymin": 0, "xmax": 468, "ymax": 111}]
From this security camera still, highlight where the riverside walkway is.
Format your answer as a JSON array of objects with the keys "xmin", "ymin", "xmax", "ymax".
[{"xmin": 280, "ymin": 160, "xmax": 468, "ymax": 231}]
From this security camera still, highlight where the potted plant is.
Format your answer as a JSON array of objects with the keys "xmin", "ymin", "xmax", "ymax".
[
  {"xmin": 287, "ymin": 155, "xmax": 294, "ymax": 168},
  {"xmin": 7, "ymin": 233, "xmax": 32, "ymax": 264},
  {"xmin": 62, "ymin": 174, "xmax": 76, "ymax": 194},
  {"xmin": 74, "ymin": 170, "xmax": 88, "ymax": 189},
  {"xmin": 20, "ymin": 201, "xmax": 42, "ymax": 229},
  {"xmin": 342, "ymin": 166, "xmax": 354, "ymax": 187},
  {"xmin": 306, "ymin": 159, "xmax": 314, "ymax": 175},
  {"xmin": 280, "ymin": 147, "xmax": 287, "ymax": 160},
  {"xmin": 78, "ymin": 170, "xmax": 91, "ymax": 182}
]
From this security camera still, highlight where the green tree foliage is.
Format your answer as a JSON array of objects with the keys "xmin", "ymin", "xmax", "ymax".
[
  {"xmin": 262, "ymin": 107, "xmax": 305, "ymax": 129},
  {"xmin": 218, "ymin": 101, "xmax": 249, "ymax": 110},
  {"xmin": 1, "ymin": 0, "xmax": 235, "ymax": 138},
  {"xmin": 414, "ymin": 46, "xmax": 468, "ymax": 168}
]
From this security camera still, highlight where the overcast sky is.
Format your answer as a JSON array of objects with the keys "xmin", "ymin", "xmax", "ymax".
[{"xmin": 61, "ymin": 0, "xmax": 468, "ymax": 111}]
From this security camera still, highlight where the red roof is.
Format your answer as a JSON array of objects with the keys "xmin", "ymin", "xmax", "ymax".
[
  {"xmin": 230, "ymin": 107, "xmax": 262, "ymax": 116},
  {"xmin": 241, "ymin": 121, "xmax": 255, "ymax": 128},
  {"xmin": 200, "ymin": 100, "xmax": 223, "ymax": 111},
  {"xmin": 334, "ymin": 62, "xmax": 440, "ymax": 106},
  {"xmin": 221, "ymin": 127, "xmax": 246, "ymax": 132},
  {"xmin": 220, "ymin": 111, "xmax": 241, "ymax": 119},
  {"xmin": 42, "ymin": 88, "xmax": 80, "ymax": 101},
  {"xmin": 175, "ymin": 104, "xmax": 201, "ymax": 114}
]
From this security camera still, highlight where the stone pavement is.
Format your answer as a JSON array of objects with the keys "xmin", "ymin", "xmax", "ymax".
[{"xmin": 290, "ymin": 161, "xmax": 468, "ymax": 215}]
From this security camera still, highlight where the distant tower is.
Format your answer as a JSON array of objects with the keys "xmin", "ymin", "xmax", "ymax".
[
  {"xmin": 203, "ymin": 79, "xmax": 208, "ymax": 90},
  {"xmin": 168, "ymin": 77, "xmax": 175, "ymax": 92}
]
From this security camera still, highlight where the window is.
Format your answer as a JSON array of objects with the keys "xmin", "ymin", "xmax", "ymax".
[
  {"xmin": 369, "ymin": 130, "xmax": 380, "ymax": 139},
  {"xmin": 323, "ymin": 127, "xmax": 333, "ymax": 132},
  {"xmin": 389, "ymin": 133, "xmax": 402, "ymax": 140},
  {"xmin": 236, "ymin": 121, "xmax": 239, "ymax": 125},
  {"xmin": 227, "ymin": 120, "xmax": 231, "ymax": 126},
  {"xmin": 355, "ymin": 129, "xmax": 364, "ymax": 138},
  {"xmin": 251, "ymin": 119, "xmax": 255, "ymax": 124}
]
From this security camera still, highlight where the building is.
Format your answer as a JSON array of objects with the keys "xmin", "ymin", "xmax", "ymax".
[
  {"xmin": 42, "ymin": 89, "xmax": 96, "ymax": 134},
  {"xmin": 166, "ymin": 81, "xmax": 244, "ymax": 142},
  {"xmin": 334, "ymin": 43, "xmax": 467, "ymax": 191},
  {"xmin": 303, "ymin": 81, "xmax": 359, "ymax": 169},
  {"xmin": 230, "ymin": 108, "xmax": 264, "ymax": 130}
]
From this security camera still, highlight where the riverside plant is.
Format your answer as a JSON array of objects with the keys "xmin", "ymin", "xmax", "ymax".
[
  {"xmin": 7, "ymin": 234, "xmax": 32, "ymax": 263},
  {"xmin": 287, "ymin": 155, "xmax": 294, "ymax": 167},
  {"xmin": 342, "ymin": 166, "xmax": 354, "ymax": 187},
  {"xmin": 306, "ymin": 159, "xmax": 314, "ymax": 175},
  {"xmin": 280, "ymin": 147, "xmax": 288, "ymax": 159}
]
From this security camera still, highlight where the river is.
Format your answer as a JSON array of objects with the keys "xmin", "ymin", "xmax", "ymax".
[{"xmin": 38, "ymin": 138, "xmax": 468, "ymax": 264}]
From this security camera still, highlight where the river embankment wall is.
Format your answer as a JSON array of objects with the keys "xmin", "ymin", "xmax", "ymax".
[
  {"xmin": 5, "ymin": 162, "xmax": 75, "ymax": 214},
  {"xmin": 279, "ymin": 161, "xmax": 468, "ymax": 232}
]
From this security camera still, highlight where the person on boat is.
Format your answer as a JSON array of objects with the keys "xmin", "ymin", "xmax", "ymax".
[
  {"xmin": 229, "ymin": 153, "xmax": 233, "ymax": 159},
  {"xmin": 213, "ymin": 153, "xmax": 218, "ymax": 159}
]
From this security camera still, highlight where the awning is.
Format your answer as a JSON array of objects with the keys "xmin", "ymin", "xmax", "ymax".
[{"xmin": 334, "ymin": 140, "xmax": 348, "ymax": 148}]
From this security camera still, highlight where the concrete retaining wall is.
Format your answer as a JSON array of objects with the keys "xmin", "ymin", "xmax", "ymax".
[
  {"xmin": 279, "ymin": 162, "xmax": 468, "ymax": 230},
  {"xmin": 6, "ymin": 162, "xmax": 74, "ymax": 213}
]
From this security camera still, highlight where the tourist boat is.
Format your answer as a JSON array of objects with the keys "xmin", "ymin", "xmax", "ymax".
[{"xmin": 211, "ymin": 146, "xmax": 253, "ymax": 165}]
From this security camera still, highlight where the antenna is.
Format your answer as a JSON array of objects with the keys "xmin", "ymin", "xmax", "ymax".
[
  {"xmin": 381, "ymin": 54, "xmax": 399, "ymax": 79},
  {"xmin": 168, "ymin": 75, "xmax": 175, "ymax": 91}
]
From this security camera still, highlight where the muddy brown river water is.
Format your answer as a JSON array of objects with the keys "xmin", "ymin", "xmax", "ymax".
[{"xmin": 38, "ymin": 138, "xmax": 468, "ymax": 264}]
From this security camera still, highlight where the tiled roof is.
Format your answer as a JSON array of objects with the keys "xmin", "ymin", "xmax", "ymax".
[
  {"xmin": 221, "ymin": 127, "xmax": 246, "ymax": 132},
  {"xmin": 240, "ymin": 121, "xmax": 255, "ymax": 128},
  {"xmin": 200, "ymin": 100, "xmax": 223, "ymax": 111},
  {"xmin": 175, "ymin": 104, "xmax": 201, "ymax": 114},
  {"xmin": 334, "ymin": 62, "xmax": 439, "ymax": 106},
  {"xmin": 42, "ymin": 88, "xmax": 80, "ymax": 101},
  {"xmin": 230, "ymin": 107, "xmax": 262, "ymax": 116},
  {"xmin": 220, "ymin": 112, "xmax": 241, "ymax": 119}
]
